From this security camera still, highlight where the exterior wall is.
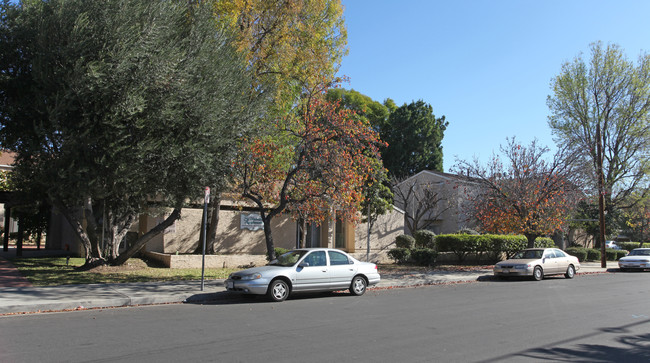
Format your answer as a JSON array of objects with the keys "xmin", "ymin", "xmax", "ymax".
[
  {"xmin": 351, "ymin": 207, "xmax": 405, "ymax": 263},
  {"xmin": 394, "ymin": 170, "xmax": 477, "ymax": 236},
  {"xmin": 152, "ymin": 208, "xmax": 298, "ymax": 255}
]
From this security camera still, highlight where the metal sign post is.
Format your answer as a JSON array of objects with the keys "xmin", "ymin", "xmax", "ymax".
[{"xmin": 200, "ymin": 187, "xmax": 210, "ymax": 291}]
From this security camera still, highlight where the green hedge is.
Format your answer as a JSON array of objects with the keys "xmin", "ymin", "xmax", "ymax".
[
  {"xmin": 388, "ymin": 248, "xmax": 411, "ymax": 264},
  {"xmin": 395, "ymin": 234, "xmax": 415, "ymax": 249},
  {"xmin": 616, "ymin": 242, "xmax": 641, "ymax": 251},
  {"xmin": 586, "ymin": 248, "xmax": 601, "ymax": 261},
  {"xmin": 436, "ymin": 234, "xmax": 555, "ymax": 262},
  {"xmin": 413, "ymin": 230, "xmax": 436, "ymax": 249},
  {"xmin": 565, "ymin": 247, "xmax": 587, "ymax": 261},
  {"xmin": 410, "ymin": 248, "xmax": 438, "ymax": 266}
]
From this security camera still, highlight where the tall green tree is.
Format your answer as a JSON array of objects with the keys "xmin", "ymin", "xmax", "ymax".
[
  {"xmin": 548, "ymin": 42, "xmax": 650, "ymax": 221},
  {"xmin": 0, "ymin": 0, "xmax": 265, "ymax": 265},
  {"xmin": 381, "ymin": 100, "xmax": 448, "ymax": 178}
]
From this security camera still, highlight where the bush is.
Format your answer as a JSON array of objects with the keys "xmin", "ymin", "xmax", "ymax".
[
  {"xmin": 603, "ymin": 249, "xmax": 628, "ymax": 261},
  {"xmin": 586, "ymin": 248, "xmax": 601, "ymax": 261},
  {"xmin": 273, "ymin": 247, "xmax": 289, "ymax": 259},
  {"xmin": 457, "ymin": 228, "xmax": 479, "ymax": 235},
  {"xmin": 501, "ymin": 235, "xmax": 530, "ymax": 259},
  {"xmin": 566, "ymin": 247, "xmax": 587, "ymax": 261},
  {"xmin": 410, "ymin": 248, "xmax": 438, "ymax": 266},
  {"xmin": 387, "ymin": 248, "xmax": 411, "ymax": 264},
  {"xmin": 616, "ymin": 242, "xmax": 640, "ymax": 251},
  {"xmin": 534, "ymin": 237, "xmax": 555, "ymax": 248},
  {"xmin": 436, "ymin": 234, "xmax": 475, "ymax": 262},
  {"xmin": 642, "ymin": 243, "xmax": 650, "ymax": 248},
  {"xmin": 395, "ymin": 234, "xmax": 415, "ymax": 249},
  {"xmin": 413, "ymin": 230, "xmax": 436, "ymax": 249}
]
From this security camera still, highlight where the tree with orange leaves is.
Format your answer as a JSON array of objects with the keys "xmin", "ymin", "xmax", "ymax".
[
  {"xmin": 454, "ymin": 138, "xmax": 582, "ymax": 248},
  {"xmin": 234, "ymin": 88, "xmax": 385, "ymax": 260}
]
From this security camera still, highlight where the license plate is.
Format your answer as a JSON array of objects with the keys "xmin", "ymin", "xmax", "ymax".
[{"xmin": 502, "ymin": 269, "xmax": 510, "ymax": 274}]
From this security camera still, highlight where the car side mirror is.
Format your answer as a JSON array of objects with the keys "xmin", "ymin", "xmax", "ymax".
[{"xmin": 299, "ymin": 262, "xmax": 310, "ymax": 268}]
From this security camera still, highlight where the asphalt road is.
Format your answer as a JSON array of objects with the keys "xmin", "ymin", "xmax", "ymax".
[{"xmin": 1, "ymin": 272, "xmax": 649, "ymax": 363}]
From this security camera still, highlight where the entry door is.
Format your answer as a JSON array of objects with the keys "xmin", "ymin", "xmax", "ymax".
[{"xmin": 293, "ymin": 251, "xmax": 329, "ymax": 291}]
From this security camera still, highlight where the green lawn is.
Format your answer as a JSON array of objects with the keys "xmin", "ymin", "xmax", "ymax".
[{"xmin": 9, "ymin": 257, "xmax": 238, "ymax": 286}]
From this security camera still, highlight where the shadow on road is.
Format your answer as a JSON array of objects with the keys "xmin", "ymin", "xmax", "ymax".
[
  {"xmin": 183, "ymin": 291, "xmax": 352, "ymax": 305},
  {"xmin": 482, "ymin": 318, "xmax": 650, "ymax": 362}
]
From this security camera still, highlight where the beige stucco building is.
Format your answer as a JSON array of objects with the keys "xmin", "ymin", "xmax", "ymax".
[
  {"xmin": 48, "ymin": 200, "xmax": 405, "ymax": 266},
  {"xmin": 393, "ymin": 170, "xmax": 478, "ymax": 235}
]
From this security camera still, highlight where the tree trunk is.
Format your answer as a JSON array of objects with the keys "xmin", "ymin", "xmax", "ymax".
[
  {"xmin": 112, "ymin": 207, "xmax": 182, "ymax": 266},
  {"xmin": 524, "ymin": 233, "xmax": 537, "ymax": 249},
  {"xmin": 56, "ymin": 203, "xmax": 95, "ymax": 261},
  {"xmin": 299, "ymin": 218, "xmax": 307, "ymax": 248},
  {"xmin": 262, "ymin": 212, "xmax": 276, "ymax": 261},
  {"xmin": 206, "ymin": 194, "xmax": 221, "ymax": 254}
]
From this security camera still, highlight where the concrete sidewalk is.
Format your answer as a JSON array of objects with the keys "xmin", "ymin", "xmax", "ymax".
[{"xmin": 0, "ymin": 261, "xmax": 612, "ymax": 315}]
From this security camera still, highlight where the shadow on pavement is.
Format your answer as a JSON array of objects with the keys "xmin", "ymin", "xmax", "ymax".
[
  {"xmin": 183, "ymin": 291, "xmax": 352, "ymax": 305},
  {"xmin": 483, "ymin": 319, "xmax": 650, "ymax": 362}
]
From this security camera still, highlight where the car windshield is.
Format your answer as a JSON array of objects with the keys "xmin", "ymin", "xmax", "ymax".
[
  {"xmin": 629, "ymin": 249, "xmax": 650, "ymax": 256},
  {"xmin": 513, "ymin": 250, "xmax": 543, "ymax": 259},
  {"xmin": 269, "ymin": 250, "xmax": 307, "ymax": 267}
]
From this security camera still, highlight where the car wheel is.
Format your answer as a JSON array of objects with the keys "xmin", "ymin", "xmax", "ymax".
[
  {"xmin": 350, "ymin": 276, "xmax": 367, "ymax": 296},
  {"xmin": 565, "ymin": 264, "xmax": 575, "ymax": 279},
  {"xmin": 267, "ymin": 279, "xmax": 289, "ymax": 302},
  {"xmin": 619, "ymin": 267, "xmax": 628, "ymax": 272},
  {"xmin": 533, "ymin": 266, "xmax": 544, "ymax": 281}
]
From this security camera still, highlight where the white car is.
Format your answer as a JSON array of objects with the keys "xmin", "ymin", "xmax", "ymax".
[
  {"xmin": 618, "ymin": 248, "xmax": 650, "ymax": 271},
  {"xmin": 606, "ymin": 241, "xmax": 622, "ymax": 250},
  {"xmin": 494, "ymin": 248, "xmax": 581, "ymax": 281},
  {"xmin": 224, "ymin": 248, "xmax": 381, "ymax": 301}
]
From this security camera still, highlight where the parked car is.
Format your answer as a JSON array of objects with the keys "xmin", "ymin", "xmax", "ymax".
[
  {"xmin": 224, "ymin": 248, "xmax": 381, "ymax": 302},
  {"xmin": 605, "ymin": 241, "xmax": 622, "ymax": 250},
  {"xmin": 493, "ymin": 248, "xmax": 581, "ymax": 281},
  {"xmin": 618, "ymin": 248, "xmax": 650, "ymax": 271}
]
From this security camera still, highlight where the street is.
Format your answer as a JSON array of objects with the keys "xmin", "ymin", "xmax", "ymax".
[{"xmin": 1, "ymin": 272, "xmax": 649, "ymax": 363}]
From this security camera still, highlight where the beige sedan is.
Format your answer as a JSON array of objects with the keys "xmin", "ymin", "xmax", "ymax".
[{"xmin": 494, "ymin": 248, "xmax": 581, "ymax": 281}]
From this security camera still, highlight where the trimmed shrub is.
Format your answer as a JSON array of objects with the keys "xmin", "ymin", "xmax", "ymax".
[
  {"xmin": 413, "ymin": 230, "xmax": 437, "ymax": 249},
  {"xmin": 388, "ymin": 248, "xmax": 411, "ymax": 264},
  {"xmin": 457, "ymin": 228, "xmax": 479, "ymax": 235},
  {"xmin": 436, "ymin": 234, "xmax": 475, "ymax": 262},
  {"xmin": 534, "ymin": 237, "xmax": 555, "ymax": 248},
  {"xmin": 616, "ymin": 242, "xmax": 640, "ymax": 252},
  {"xmin": 603, "ymin": 248, "xmax": 629, "ymax": 261},
  {"xmin": 566, "ymin": 247, "xmax": 587, "ymax": 261},
  {"xmin": 410, "ymin": 248, "xmax": 438, "ymax": 266},
  {"xmin": 642, "ymin": 243, "xmax": 650, "ymax": 248},
  {"xmin": 395, "ymin": 234, "xmax": 415, "ymax": 249},
  {"xmin": 586, "ymin": 248, "xmax": 601, "ymax": 262},
  {"xmin": 501, "ymin": 235, "xmax": 530, "ymax": 259}
]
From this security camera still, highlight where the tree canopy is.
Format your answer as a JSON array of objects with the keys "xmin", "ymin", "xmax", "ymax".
[
  {"xmin": 548, "ymin": 42, "xmax": 650, "ymax": 217},
  {"xmin": 0, "ymin": 0, "xmax": 265, "ymax": 264},
  {"xmin": 213, "ymin": 0, "xmax": 347, "ymax": 111},
  {"xmin": 234, "ymin": 90, "xmax": 385, "ymax": 260},
  {"xmin": 380, "ymin": 100, "xmax": 448, "ymax": 178},
  {"xmin": 454, "ymin": 138, "xmax": 581, "ymax": 247}
]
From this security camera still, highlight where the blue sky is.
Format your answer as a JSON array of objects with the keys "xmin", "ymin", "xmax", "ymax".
[{"xmin": 337, "ymin": 0, "xmax": 650, "ymax": 172}]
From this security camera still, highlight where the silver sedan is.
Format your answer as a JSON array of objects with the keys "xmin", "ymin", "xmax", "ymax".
[
  {"xmin": 494, "ymin": 248, "xmax": 581, "ymax": 281},
  {"xmin": 618, "ymin": 248, "xmax": 650, "ymax": 271},
  {"xmin": 224, "ymin": 248, "xmax": 381, "ymax": 302}
]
